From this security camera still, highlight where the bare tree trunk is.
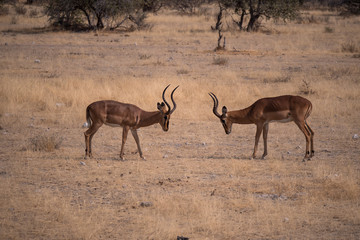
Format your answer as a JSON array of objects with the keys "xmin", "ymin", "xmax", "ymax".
[
  {"xmin": 96, "ymin": 14, "xmax": 104, "ymax": 29},
  {"xmin": 212, "ymin": 3, "xmax": 224, "ymax": 31},
  {"xmin": 233, "ymin": 8, "xmax": 246, "ymax": 31},
  {"xmin": 247, "ymin": 0, "xmax": 262, "ymax": 32},
  {"xmin": 217, "ymin": 29, "xmax": 223, "ymax": 48},
  {"xmin": 239, "ymin": 9, "xmax": 246, "ymax": 30},
  {"xmin": 247, "ymin": 14, "xmax": 260, "ymax": 32},
  {"xmin": 77, "ymin": 7, "xmax": 93, "ymax": 29},
  {"xmin": 90, "ymin": 5, "xmax": 104, "ymax": 29}
]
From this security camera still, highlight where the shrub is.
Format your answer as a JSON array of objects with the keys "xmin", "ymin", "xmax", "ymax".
[
  {"xmin": 46, "ymin": 0, "xmax": 148, "ymax": 30},
  {"xmin": 341, "ymin": 0, "xmax": 360, "ymax": 16},
  {"xmin": 168, "ymin": 0, "xmax": 207, "ymax": 15}
]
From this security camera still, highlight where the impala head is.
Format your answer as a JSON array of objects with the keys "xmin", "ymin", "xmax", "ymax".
[
  {"xmin": 157, "ymin": 84, "xmax": 179, "ymax": 131},
  {"xmin": 209, "ymin": 92, "xmax": 233, "ymax": 134}
]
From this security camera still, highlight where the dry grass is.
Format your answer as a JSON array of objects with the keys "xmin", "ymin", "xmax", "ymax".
[
  {"xmin": 0, "ymin": 5, "xmax": 360, "ymax": 240},
  {"xmin": 28, "ymin": 134, "xmax": 63, "ymax": 152}
]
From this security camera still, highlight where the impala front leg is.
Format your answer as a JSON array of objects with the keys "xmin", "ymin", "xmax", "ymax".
[
  {"xmin": 120, "ymin": 126, "xmax": 129, "ymax": 160},
  {"xmin": 253, "ymin": 124, "xmax": 263, "ymax": 159},
  {"xmin": 262, "ymin": 123, "xmax": 269, "ymax": 159},
  {"xmin": 131, "ymin": 129, "xmax": 145, "ymax": 160}
]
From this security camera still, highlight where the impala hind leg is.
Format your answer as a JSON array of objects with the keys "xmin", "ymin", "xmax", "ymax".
[
  {"xmin": 131, "ymin": 129, "xmax": 145, "ymax": 160},
  {"xmin": 84, "ymin": 122, "xmax": 102, "ymax": 159},
  {"xmin": 305, "ymin": 121, "xmax": 314, "ymax": 158},
  {"xmin": 120, "ymin": 126, "xmax": 129, "ymax": 160},
  {"xmin": 295, "ymin": 120, "xmax": 311, "ymax": 161}
]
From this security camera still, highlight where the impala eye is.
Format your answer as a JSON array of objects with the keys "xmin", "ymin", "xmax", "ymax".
[
  {"xmin": 164, "ymin": 116, "xmax": 168, "ymax": 121},
  {"xmin": 221, "ymin": 119, "xmax": 225, "ymax": 124}
]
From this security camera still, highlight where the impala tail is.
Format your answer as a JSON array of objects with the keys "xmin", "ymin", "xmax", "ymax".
[{"xmin": 83, "ymin": 106, "xmax": 92, "ymax": 128}]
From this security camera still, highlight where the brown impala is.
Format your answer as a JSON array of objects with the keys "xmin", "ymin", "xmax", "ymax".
[
  {"xmin": 84, "ymin": 85, "xmax": 179, "ymax": 160},
  {"xmin": 209, "ymin": 93, "xmax": 314, "ymax": 161}
]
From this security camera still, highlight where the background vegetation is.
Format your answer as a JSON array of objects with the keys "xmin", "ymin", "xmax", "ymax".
[{"xmin": 2, "ymin": 0, "xmax": 359, "ymax": 30}]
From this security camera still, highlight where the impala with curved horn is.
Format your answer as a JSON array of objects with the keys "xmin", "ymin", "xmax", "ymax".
[
  {"xmin": 84, "ymin": 85, "xmax": 179, "ymax": 160},
  {"xmin": 209, "ymin": 93, "xmax": 314, "ymax": 161}
]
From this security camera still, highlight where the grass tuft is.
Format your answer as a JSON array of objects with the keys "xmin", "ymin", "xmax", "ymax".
[
  {"xmin": 324, "ymin": 26, "xmax": 334, "ymax": 33},
  {"xmin": 299, "ymin": 79, "xmax": 316, "ymax": 95},
  {"xmin": 177, "ymin": 69, "xmax": 189, "ymax": 75},
  {"xmin": 212, "ymin": 56, "xmax": 228, "ymax": 66},
  {"xmin": 341, "ymin": 41, "xmax": 358, "ymax": 53},
  {"xmin": 29, "ymin": 134, "xmax": 63, "ymax": 152}
]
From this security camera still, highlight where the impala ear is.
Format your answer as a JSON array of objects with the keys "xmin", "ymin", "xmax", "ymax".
[
  {"xmin": 222, "ymin": 106, "xmax": 227, "ymax": 115},
  {"xmin": 157, "ymin": 102, "xmax": 165, "ymax": 110}
]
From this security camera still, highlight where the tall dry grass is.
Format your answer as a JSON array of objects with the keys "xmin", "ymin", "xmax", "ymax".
[{"xmin": 1, "ymin": 65, "xmax": 358, "ymax": 126}]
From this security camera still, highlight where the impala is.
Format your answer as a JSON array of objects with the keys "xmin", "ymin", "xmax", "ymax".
[
  {"xmin": 84, "ymin": 85, "xmax": 179, "ymax": 160},
  {"xmin": 209, "ymin": 93, "xmax": 314, "ymax": 161}
]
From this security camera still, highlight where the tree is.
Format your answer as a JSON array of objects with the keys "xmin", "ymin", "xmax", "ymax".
[
  {"xmin": 217, "ymin": 0, "xmax": 301, "ymax": 32},
  {"xmin": 341, "ymin": 0, "xmax": 360, "ymax": 15},
  {"xmin": 45, "ymin": 0, "xmax": 148, "ymax": 30},
  {"xmin": 168, "ymin": 0, "xmax": 207, "ymax": 15},
  {"xmin": 142, "ymin": 0, "xmax": 163, "ymax": 13},
  {"xmin": 0, "ymin": 0, "xmax": 16, "ymax": 5}
]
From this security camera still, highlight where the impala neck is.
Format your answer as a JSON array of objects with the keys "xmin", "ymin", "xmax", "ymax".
[
  {"xmin": 228, "ymin": 107, "xmax": 253, "ymax": 124},
  {"xmin": 138, "ymin": 110, "xmax": 162, "ymax": 128}
]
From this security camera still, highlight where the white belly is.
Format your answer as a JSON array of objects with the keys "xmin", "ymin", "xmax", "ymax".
[
  {"xmin": 269, "ymin": 117, "xmax": 293, "ymax": 124},
  {"xmin": 104, "ymin": 123, "xmax": 123, "ymax": 127}
]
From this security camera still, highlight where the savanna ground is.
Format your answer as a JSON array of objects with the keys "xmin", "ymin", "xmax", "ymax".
[{"xmin": 0, "ymin": 3, "xmax": 360, "ymax": 240}]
